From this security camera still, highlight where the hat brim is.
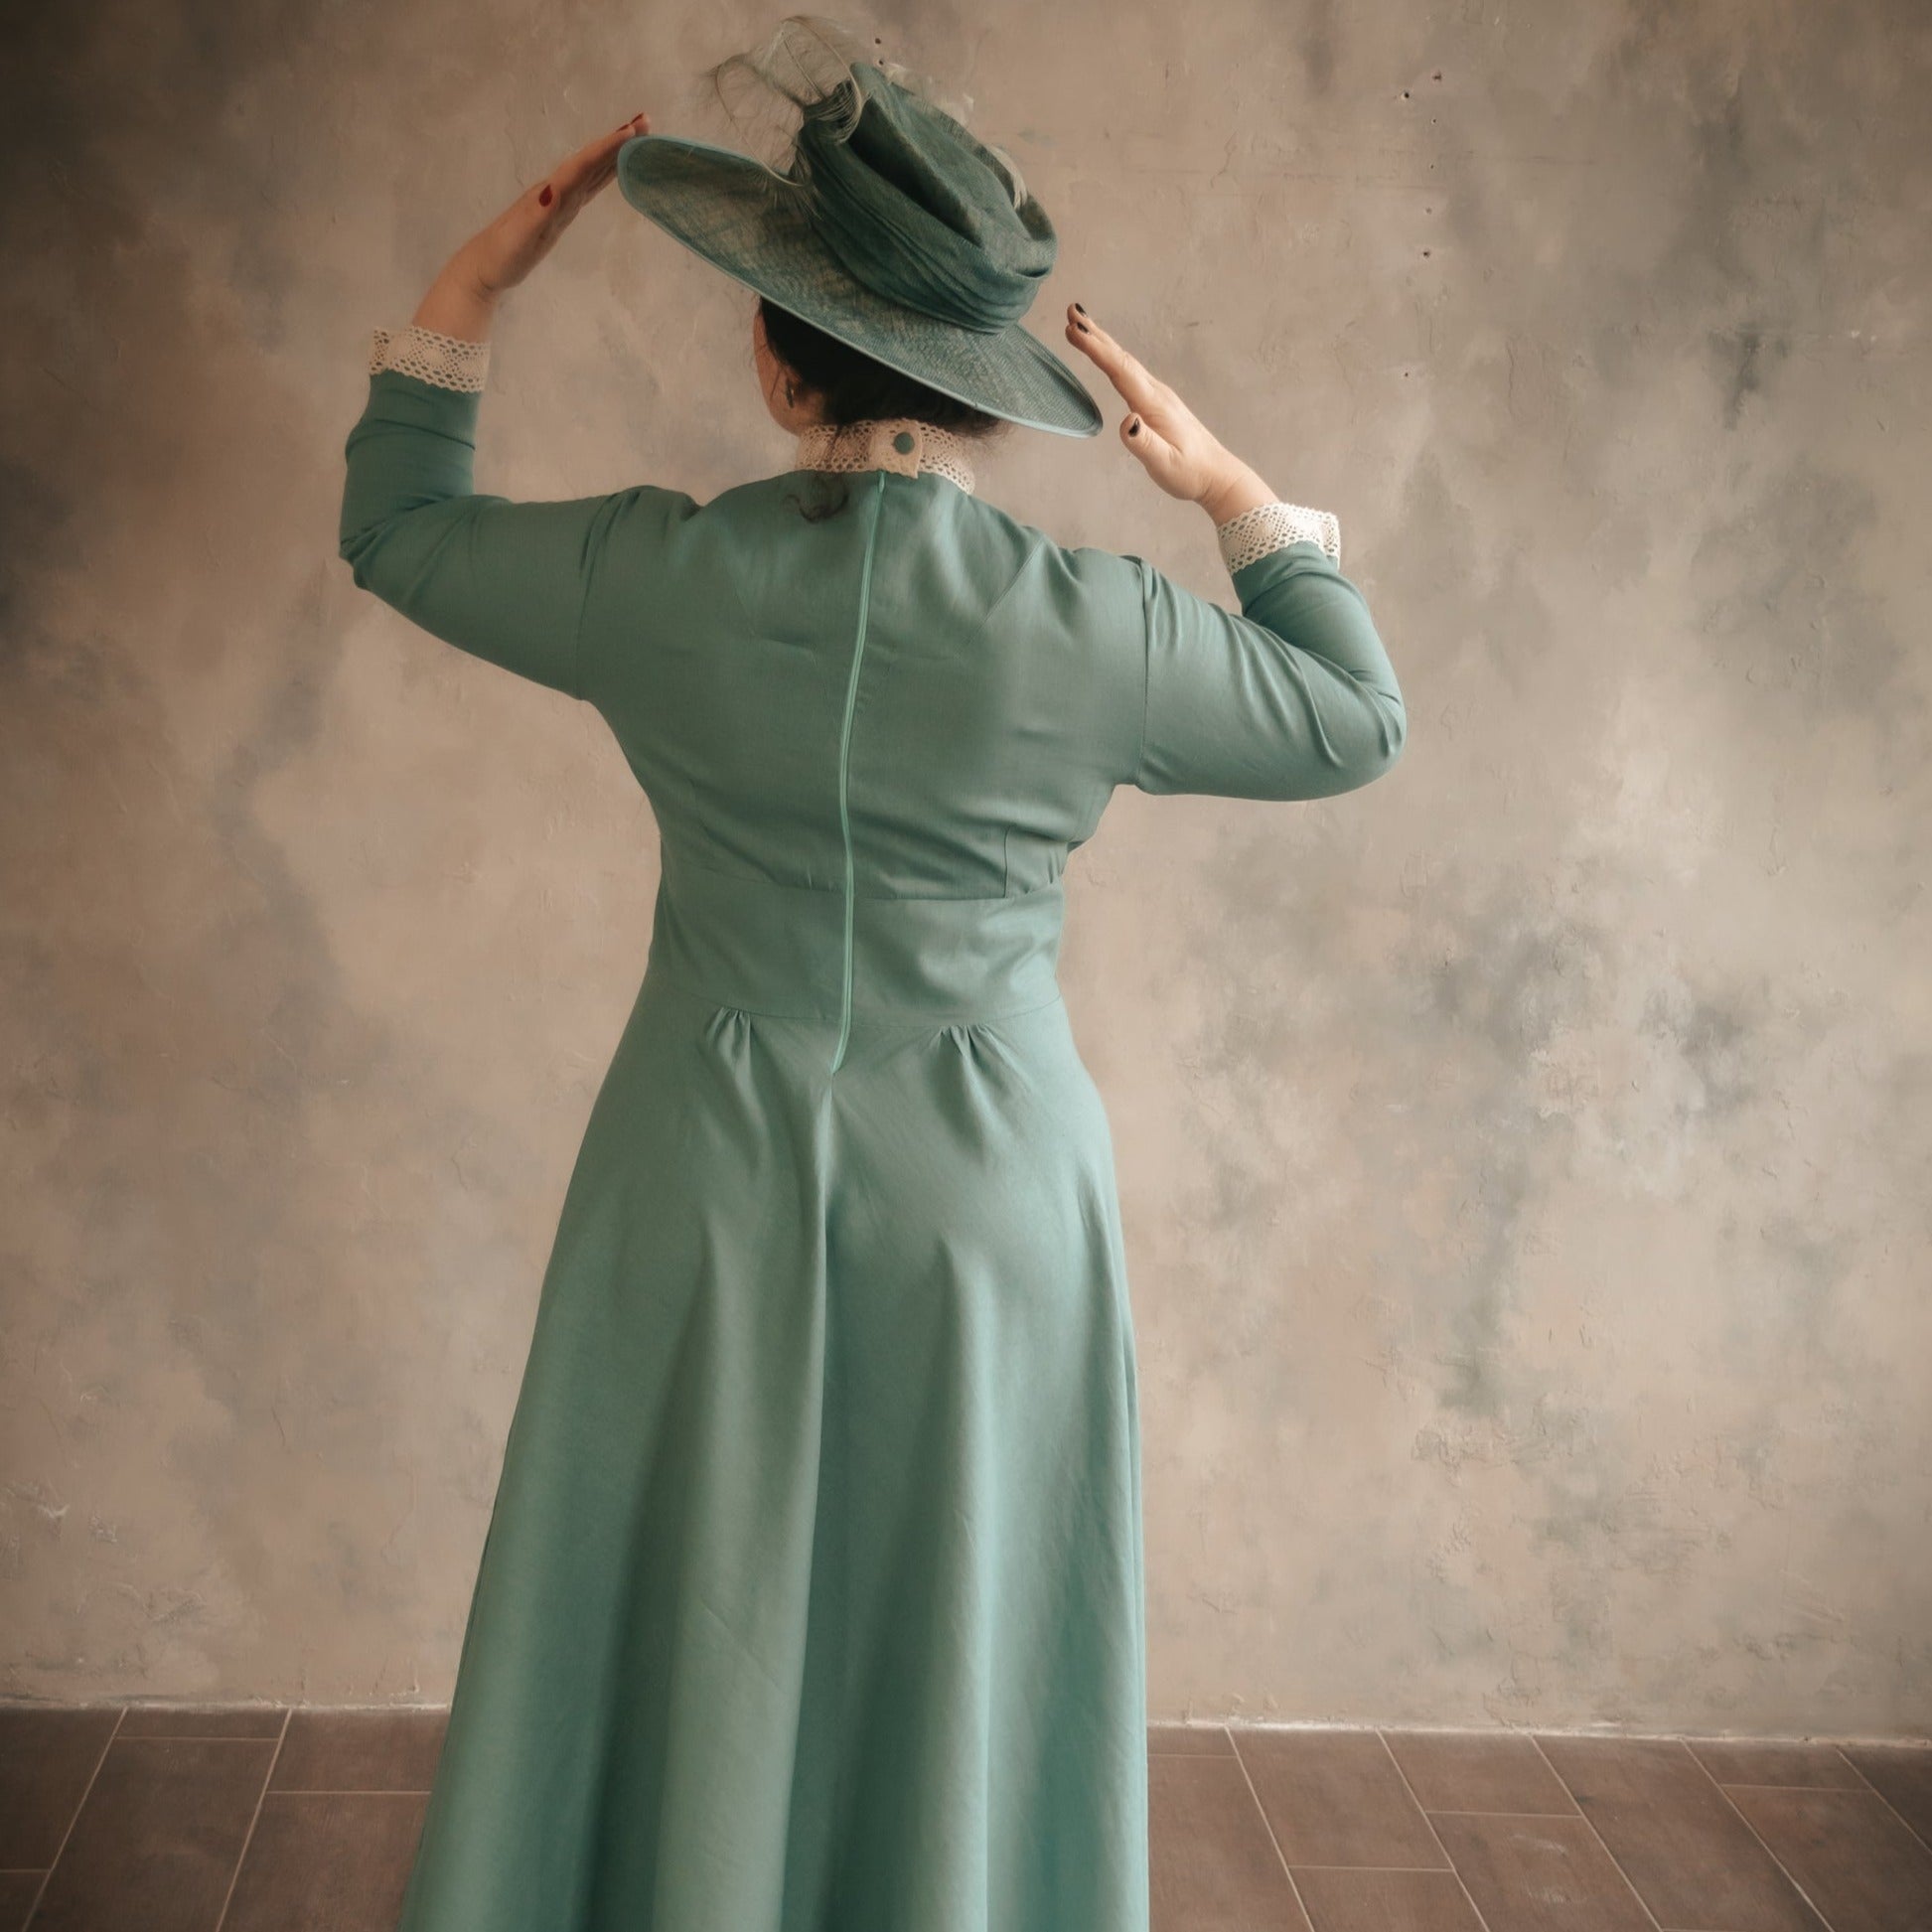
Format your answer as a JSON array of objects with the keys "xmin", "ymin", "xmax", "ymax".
[{"xmin": 617, "ymin": 134, "xmax": 1103, "ymax": 439}]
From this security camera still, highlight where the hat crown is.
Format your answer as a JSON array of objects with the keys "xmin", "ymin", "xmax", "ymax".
[{"xmin": 790, "ymin": 63, "xmax": 1055, "ymax": 335}]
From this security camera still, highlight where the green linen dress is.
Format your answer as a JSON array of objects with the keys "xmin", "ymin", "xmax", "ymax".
[{"xmin": 338, "ymin": 330, "xmax": 1406, "ymax": 1932}]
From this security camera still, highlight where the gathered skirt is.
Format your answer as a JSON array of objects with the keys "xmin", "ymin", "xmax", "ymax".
[{"xmin": 394, "ymin": 965, "xmax": 1150, "ymax": 1931}]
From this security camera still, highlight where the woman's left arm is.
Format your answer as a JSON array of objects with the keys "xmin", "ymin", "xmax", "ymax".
[{"xmin": 338, "ymin": 111, "xmax": 658, "ymax": 703}]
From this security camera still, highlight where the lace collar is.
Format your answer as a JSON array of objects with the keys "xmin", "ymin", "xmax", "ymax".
[{"xmin": 792, "ymin": 417, "xmax": 975, "ymax": 495}]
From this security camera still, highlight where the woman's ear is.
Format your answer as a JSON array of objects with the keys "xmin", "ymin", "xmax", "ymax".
[{"xmin": 752, "ymin": 309, "xmax": 813, "ymax": 428}]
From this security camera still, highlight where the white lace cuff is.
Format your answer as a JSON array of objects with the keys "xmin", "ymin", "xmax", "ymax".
[
  {"xmin": 1217, "ymin": 501, "xmax": 1342, "ymax": 571},
  {"xmin": 369, "ymin": 324, "xmax": 491, "ymax": 393}
]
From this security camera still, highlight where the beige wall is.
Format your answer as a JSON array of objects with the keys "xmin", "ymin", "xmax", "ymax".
[{"xmin": 3, "ymin": 0, "xmax": 1927, "ymax": 1737}]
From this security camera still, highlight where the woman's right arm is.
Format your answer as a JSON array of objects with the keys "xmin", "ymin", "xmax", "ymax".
[{"xmin": 1064, "ymin": 304, "xmax": 1408, "ymax": 801}]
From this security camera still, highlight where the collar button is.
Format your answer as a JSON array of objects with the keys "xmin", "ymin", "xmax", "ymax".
[{"xmin": 892, "ymin": 429, "xmax": 916, "ymax": 455}]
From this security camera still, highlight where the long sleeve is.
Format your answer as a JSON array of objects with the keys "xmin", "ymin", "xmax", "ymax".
[
  {"xmin": 1128, "ymin": 500, "xmax": 1407, "ymax": 801},
  {"xmin": 339, "ymin": 325, "xmax": 650, "ymax": 704}
]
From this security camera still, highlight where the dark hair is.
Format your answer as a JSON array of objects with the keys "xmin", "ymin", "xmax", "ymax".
[{"xmin": 761, "ymin": 296, "xmax": 1008, "ymax": 520}]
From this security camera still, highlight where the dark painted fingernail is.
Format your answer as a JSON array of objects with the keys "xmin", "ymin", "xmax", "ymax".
[
  {"xmin": 1127, "ymin": 419, "xmax": 1140, "ymax": 435},
  {"xmin": 1074, "ymin": 301, "xmax": 1088, "ymax": 315},
  {"xmin": 538, "ymin": 183, "xmax": 553, "ymax": 206},
  {"xmin": 1074, "ymin": 318, "xmax": 1090, "ymax": 333}
]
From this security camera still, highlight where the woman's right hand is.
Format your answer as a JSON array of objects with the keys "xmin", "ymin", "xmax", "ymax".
[{"xmin": 1063, "ymin": 302, "xmax": 1275, "ymax": 522}]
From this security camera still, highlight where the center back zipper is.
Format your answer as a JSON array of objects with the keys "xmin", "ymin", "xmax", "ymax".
[{"xmin": 829, "ymin": 468, "xmax": 888, "ymax": 1075}]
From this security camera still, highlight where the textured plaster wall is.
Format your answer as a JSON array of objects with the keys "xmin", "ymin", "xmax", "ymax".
[{"xmin": 3, "ymin": 0, "xmax": 1928, "ymax": 1736}]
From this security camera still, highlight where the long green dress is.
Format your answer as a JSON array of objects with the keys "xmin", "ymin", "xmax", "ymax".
[{"xmin": 338, "ymin": 333, "xmax": 1405, "ymax": 1932}]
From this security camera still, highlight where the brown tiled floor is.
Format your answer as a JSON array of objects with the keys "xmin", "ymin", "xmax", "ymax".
[
  {"xmin": 0, "ymin": 1708, "xmax": 431, "ymax": 1932},
  {"xmin": 0, "ymin": 1706, "xmax": 1927, "ymax": 1929}
]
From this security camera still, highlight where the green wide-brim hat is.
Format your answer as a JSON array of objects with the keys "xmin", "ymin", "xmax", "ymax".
[{"xmin": 616, "ymin": 59, "xmax": 1103, "ymax": 438}]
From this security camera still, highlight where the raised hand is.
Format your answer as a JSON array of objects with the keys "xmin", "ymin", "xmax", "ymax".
[
  {"xmin": 449, "ymin": 112, "xmax": 654, "ymax": 304},
  {"xmin": 1062, "ymin": 301, "xmax": 1275, "ymax": 524}
]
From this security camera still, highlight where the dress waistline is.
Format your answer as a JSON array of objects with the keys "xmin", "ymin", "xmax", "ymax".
[{"xmin": 644, "ymin": 840, "xmax": 1067, "ymax": 1025}]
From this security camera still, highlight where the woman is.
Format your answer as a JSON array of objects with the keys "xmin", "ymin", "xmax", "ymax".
[{"xmin": 339, "ymin": 21, "xmax": 1405, "ymax": 1931}]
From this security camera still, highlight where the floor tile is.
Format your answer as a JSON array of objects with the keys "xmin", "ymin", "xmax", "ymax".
[
  {"xmin": 118, "ymin": 1705, "xmax": 288, "ymax": 1739},
  {"xmin": 26, "ymin": 1735, "xmax": 275, "ymax": 1932},
  {"xmin": 1536, "ymin": 1733, "xmax": 1825, "ymax": 1930},
  {"xmin": 1383, "ymin": 1729, "xmax": 1576, "ymax": 1816},
  {"xmin": 268, "ymin": 1709, "xmax": 446, "ymax": 1793},
  {"xmin": 1687, "ymin": 1738, "xmax": 1865, "ymax": 1788},
  {"xmin": 1234, "ymin": 1729, "xmax": 1447, "ymax": 1869},
  {"xmin": 1727, "ymin": 1785, "xmax": 1932, "ymax": 1932},
  {"xmin": 0, "ymin": 1709, "xmax": 119, "ymax": 1869},
  {"xmin": 1291, "ymin": 1865, "xmax": 1484, "ymax": 1932},
  {"xmin": 1150, "ymin": 1721, "xmax": 1236, "ymax": 1756},
  {"xmin": 1429, "ymin": 1813, "xmax": 1651, "ymax": 1932},
  {"xmin": 1840, "ymin": 1742, "xmax": 1932, "ymax": 1848},
  {"xmin": 222, "ymin": 1790, "xmax": 428, "ymax": 1932},
  {"xmin": 1150, "ymin": 1751, "xmax": 1309, "ymax": 1930},
  {"xmin": 0, "ymin": 1872, "xmax": 48, "ymax": 1932}
]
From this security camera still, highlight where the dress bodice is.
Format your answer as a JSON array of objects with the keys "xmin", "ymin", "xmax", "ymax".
[{"xmin": 342, "ymin": 326, "xmax": 1405, "ymax": 1070}]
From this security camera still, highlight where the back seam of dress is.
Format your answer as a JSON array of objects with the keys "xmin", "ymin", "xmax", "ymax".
[{"xmin": 829, "ymin": 468, "xmax": 889, "ymax": 1075}]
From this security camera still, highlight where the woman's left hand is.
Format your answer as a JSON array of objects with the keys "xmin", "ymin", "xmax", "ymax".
[{"xmin": 413, "ymin": 112, "xmax": 651, "ymax": 334}]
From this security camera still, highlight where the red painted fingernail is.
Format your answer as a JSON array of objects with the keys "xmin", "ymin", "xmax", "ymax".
[{"xmin": 538, "ymin": 184, "xmax": 553, "ymax": 206}]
